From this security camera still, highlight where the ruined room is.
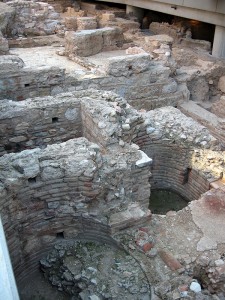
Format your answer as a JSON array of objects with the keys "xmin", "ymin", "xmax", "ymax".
[{"xmin": 0, "ymin": 0, "xmax": 225, "ymax": 299}]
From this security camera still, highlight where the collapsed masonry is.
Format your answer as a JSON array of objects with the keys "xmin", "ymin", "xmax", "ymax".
[{"xmin": 0, "ymin": 0, "xmax": 225, "ymax": 299}]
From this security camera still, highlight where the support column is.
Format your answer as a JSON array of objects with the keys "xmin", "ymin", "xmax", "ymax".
[
  {"xmin": 126, "ymin": 5, "xmax": 144, "ymax": 23},
  {"xmin": 212, "ymin": 25, "xmax": 225, "ymax": 58},
  {"xmin": 0, "ymin": 218, "xmax": 19, "ymax": 300}
]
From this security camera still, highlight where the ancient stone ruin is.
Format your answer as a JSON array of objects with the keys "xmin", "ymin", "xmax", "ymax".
[{"xmin": 0, "ymin": 1, "xmax": 225, "ymax": 300}]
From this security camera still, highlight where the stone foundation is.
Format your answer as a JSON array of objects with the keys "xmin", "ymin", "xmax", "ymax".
[
  {"xmin": 0, "ymin": 52, "xmax": 189, "ymax": 110},
  {"xmin": 65, "ymin": 27, "xmax": 125, "ymax": 57},
  {"xmin": 0, "ymin": 55, "xmax": 65, "ymax": 101}
]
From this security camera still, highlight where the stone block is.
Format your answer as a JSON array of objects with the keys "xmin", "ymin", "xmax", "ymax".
[
  {"xmin": 0, "ymin": 55, "xmax": 24, "ymax": 73},
  {"xmin": 101, "ymin": 27, "xmax": 124, "ymax": 49},
  {"xmin": 105, "ymin": 53, "xmax": 150, "ymax": 77},
  {"xmin": 136, "ymin": 150, "xmax": 153, "ymax": 168},
  {"xmin": 101, "ymin": 13, "xmax": 115, "ymax": 22},
  {"xmin": 180, "ymin": 38, "xmax": 211, "ymax": 51},
  {"xmin": 145, "ymin": 34, "xmax": 173, "ymax": 46},
  {"xmin": 211, "ymin": 97, "xmax": 225, "ymax": 118},
  {"xmin": 64, "ymin": 17, "xmax": 77, "ymax": 30},
  {"xmin": 126, "ymin": 47, "xmax": 146, "ymax": 55},
  {"xmin": 77, "ymin": 17, "xmax": 97, "ymax": 31},
  {"xmin": 65, "ymin": 30, "xmax": 103, "ymax": 57}
]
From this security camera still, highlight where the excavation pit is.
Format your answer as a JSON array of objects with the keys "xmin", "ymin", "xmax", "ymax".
[
  {"xmin": 34, "ymin": 240, "xmax": 151, "ymax": 300},
  {"xmin": 18, "ymin": 237, "xmax": 152, "ymax": 299},
  {"xmin": 149, "ymin": 189, "xmax": 189, "ymax": 215}
]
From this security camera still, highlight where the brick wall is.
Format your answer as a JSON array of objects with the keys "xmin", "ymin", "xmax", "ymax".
[
  {"xmin": 0, "ymin": 93, "xmax": 82, "ymax": 155},
  {"xmin": 0, "ymin": 137, "xmax": 151, "ymax": 284}
]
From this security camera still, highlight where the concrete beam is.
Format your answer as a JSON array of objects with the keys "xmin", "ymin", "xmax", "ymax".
[
  {"xmin": 96, "ymin": 0, "xmax": 225, "ymax": 27},
  {"xmin": 0, "ymin": 217, "xmax": 20, "ymax": 300}
]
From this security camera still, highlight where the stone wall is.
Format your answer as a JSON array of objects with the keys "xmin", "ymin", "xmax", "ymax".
[
  {"xmin": 8, "ymin": 34, "xmax": 64, "ymax": 48},
  {"xmin": 98, "ymin": 15, "xmax": 140, "ymax": 33},
  {"xmin": 0, "ymin": 2, "xmax": 15, "ymax": 53},
  {"xmin": 132, "ymin": 106, "xmax": 224, "ymax": 199},
  {"xmin": 6, "ymin": 0, "xmax": 63, "ymax": 37},
  {"xmin": 0, "ymin": 55, "xmax": 65, "ymax": 101},
  {"xmin": 0, "ymin": 90, "xmax": 131, "ymax": 155},
  {"xmin": 0, "ymin": 53, "xmax": 189, "ymax": 110},
  {"xmin": 101, "ymin": 53, "xmax": 183, "ymax": 110},
  {"xmin": 0, "ymin": 93, "xmax": 82, "ymax": 156},
  {"xmin": 0, "ymin": 137, "xmax": 151, "ymax": 283},
  {"xmin": 0, "ymin": 31, "xmax": 9, "ymax": 54},
  {"xmin": 16, "ymin": 218, "xmax": 114, "ymax": 285},
  {"xmin": 64, "ymin": 53, "xmax": 188, "ymax": 110},
  {"xmin": 64, "ymin": 27, "xmax": 124, "ymax": 57},
  {"xmin": 45, "ymin": 0, "xmax": 77, "ymax": 13},
  {"xmin": 1, "ymin": 89, "xmax": 223, "ymax": 182}
]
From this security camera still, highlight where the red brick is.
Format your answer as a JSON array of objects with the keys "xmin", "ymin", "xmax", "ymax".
[
  {"xmin": 139, "ymin": 227, "xmax": 150, "ymax": 233},
  {"xmin": 143, "ymin": 242, "xmax": 154, "ymax": 252},
  {"xmin": 178, "ymin": 284, "xmax": 188, "ymax": 292},
  {"xmin": 159, "ymin": 249, "xmax": 183, "ymax": 271}
]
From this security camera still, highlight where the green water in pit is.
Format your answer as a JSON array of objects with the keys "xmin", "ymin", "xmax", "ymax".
[{"xmin": 149, "ymin": 189, "xmax": 189, "ymax": 214}]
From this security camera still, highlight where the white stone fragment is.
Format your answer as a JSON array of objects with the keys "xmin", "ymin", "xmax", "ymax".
[
  {"xmin": 119, "ymin": 139, "xmax": 125, "ymax": 147},
  {"xmin": 89, "ymin": 295, "xmax": 100, "ymax": 300},
  {"xmin": 90, "ymin": 278, "xmax": 97, "ymax": 285},
  {"xmin": 136, "ymin": 150, "xmax": 152, "ymax": 168},
  {"xmin": 146, "ymin": 126, "xmax": 155, "ymax": 134},
  {"xmin": 122, "ymin": 124, "xmax": 130, "ymax": 130},
  {"xmin": 215, "ymin": 259, "xmax": 225, "ymax": 267},
  {"xmin": 165, "ymin": 51, "xmax": 171, "ymax": 57},
  {"xmin": 98, "ymin": 121, "xmax": 106, "ymax": 129},
  {"xmin": 130, "ymin": 143, "xmax": 140, "ymax": 150},
  {"xmin": 190, "ymin": 281, "xmax": 201, "ymax": 293}
]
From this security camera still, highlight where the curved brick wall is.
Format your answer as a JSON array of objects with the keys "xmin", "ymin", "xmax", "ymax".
[
  {"xmin": 143, "ymin": 143, "xmax": 210, "ymax": 201},
  {"xmin": 131, "ymin": 107, "xmax": 224, "ymax": 203},
  {"xmin": 2, "ymin": 168, "xmax": 114, "ymax": 285},
  {"xmin": 0, "ymin": 137, "xmax": 151, "ymax": 286},
  {"xmin": 14, "ymin": 219, "xmax": 116, "ymax": 286}
]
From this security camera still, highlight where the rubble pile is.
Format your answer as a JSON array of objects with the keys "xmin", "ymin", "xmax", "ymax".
[{"xmin": 40, "ymin": 241, "xmax": 151, "ymax": 300}]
